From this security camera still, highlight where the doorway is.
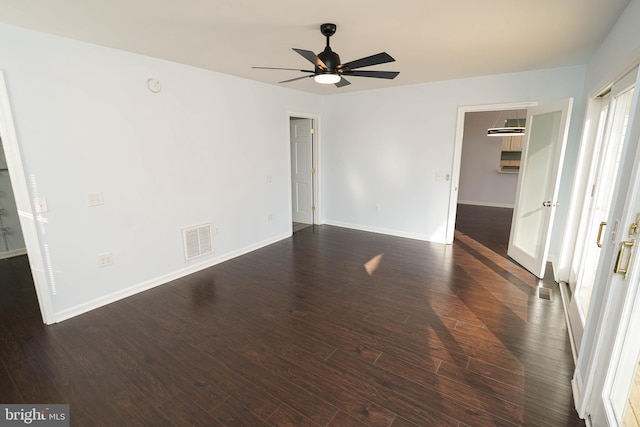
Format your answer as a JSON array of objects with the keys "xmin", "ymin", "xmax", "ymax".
[
  {"xmin": 455, "ymin": 108, "xmax": 527, "ymax": 253},
  {"xmin": 289, "ymin": 115, "xmax": 318, "ymax": 233},
  {"xmin": 448, "ymin": 102, "xmax": 537, "ymax": 245},
  {"xmin": 0, "ymin": 137, "xmax": 26, "ymax": 259},
  {"xmin": 0, "ymin": 71, "xmax": 54, "ymax": 324},
  {"xmin": 457, "ymin": 109, "xmax": 528, "ymax": 206},
  {"xmin": 451, "ymin": 99, "xmax": 574, "ymax": 282}
]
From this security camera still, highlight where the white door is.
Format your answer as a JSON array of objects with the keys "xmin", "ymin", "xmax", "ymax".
[
  {"xmin": 572, "ymin": 68, "xmax": 640, "ymax": 426},
  {"xmin": 592, "ymin": 152, "xmax": 640, "ymax": 426},
  {"xmin": 290, "ymin": 118, "xmax": 314, "ymax": 224},
  {"xmin": 567, "ymin": 70, "xmax": 636, "ymax": 352},
  {"xmin": 507, "ymin": 98, "xmax": 573, "ymax": 278}
]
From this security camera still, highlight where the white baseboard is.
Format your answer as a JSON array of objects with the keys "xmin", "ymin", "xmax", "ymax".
[
  {"xmin": 0, "ymin": 247, "xmax": 27, "ymax": 260},
  {"xmin": 54, "ymin": 232, "xmax": 291, "ymax": 323},
  {"xmin": 322, "ymin": 220, "xmax": 444, "ymax": 243},
  {"xmin": 559, "ymin": 281, "xmax": 578, "ymax": 364},
  {"xmin": 457, "ymin": 200, "xmax": 515, "ymax": 208}
]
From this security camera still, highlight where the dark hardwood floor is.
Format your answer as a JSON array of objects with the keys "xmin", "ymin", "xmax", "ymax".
[
  {"xmin": 0, "ymin": 205, "xmax": 584, "ymax": 426},
  {"xmin": 455, "ymin": 204, "xmax": 514, "ymax": 257}
]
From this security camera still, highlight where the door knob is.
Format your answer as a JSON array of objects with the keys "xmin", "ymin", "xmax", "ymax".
[{"xmin": 542, "ymin": 201, "xmax": 560, "ymax": 207}]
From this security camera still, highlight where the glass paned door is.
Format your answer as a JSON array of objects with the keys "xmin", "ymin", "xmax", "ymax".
[
  {"xmin": 507, "ymin": 99, "xmax": 573, "ymax": 278},
  {"xmin": 576, "ymin": 87, "xmax": 634, "ymax": 319}
]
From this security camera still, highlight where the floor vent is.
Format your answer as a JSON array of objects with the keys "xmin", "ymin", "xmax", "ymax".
[
  {"xmin": 182, "ymin": 223, "xmax": 212, "ymax": 261},
  {"xmin": 538, "ymin": 287, "xmax": 552, "ymax": 301}
]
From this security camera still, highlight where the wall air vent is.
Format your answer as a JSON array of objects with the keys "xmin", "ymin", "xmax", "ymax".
[{"xmin": 182, "ymin": 223, "xmax": 212, "ymax": 261}]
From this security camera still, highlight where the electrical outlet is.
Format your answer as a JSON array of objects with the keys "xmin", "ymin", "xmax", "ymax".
[{"xmin": 97, "ymin": 253, "xmax": 113, "ymax": 267}]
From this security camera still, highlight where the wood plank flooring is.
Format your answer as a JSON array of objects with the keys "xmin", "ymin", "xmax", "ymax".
[{"xmin": 0, "ymin": 205, "xmax": 584, "ymax": 426}]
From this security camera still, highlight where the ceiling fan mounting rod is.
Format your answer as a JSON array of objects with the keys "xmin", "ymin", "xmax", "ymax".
[{"xmin": 320, "ymin": 23, "xmax": 337, "ymax": 48}]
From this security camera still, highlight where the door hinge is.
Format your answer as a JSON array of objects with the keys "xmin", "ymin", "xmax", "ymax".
[
  {"xmin": 312, "ymin": 205, "xmax": 316, "ymax": 212},
  {"xmin": 310, "ymin": 128, "xmax": 315, "ymax": 135},
  {"xmin": 311, "ymin": 167, "xmax": 316, "ymax": 174}
]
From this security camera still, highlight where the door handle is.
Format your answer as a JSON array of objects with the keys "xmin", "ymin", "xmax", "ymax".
[
  {"xmin": 542, "ymin": 201, "xmax": 560, "ymax": 207},
  {"xmin": 614, "ymin": 240, "xmax": 635, "ymax": 277},
  {"xmin": 596, "ymin": 221, "xmax": 607, "ymax": 248}
]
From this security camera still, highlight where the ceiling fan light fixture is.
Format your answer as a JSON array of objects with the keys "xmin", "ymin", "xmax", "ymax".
[
  {"xmin": 253, "ymin": 23, "xmax": 398, "ymax": 88},
  {"xmin": 314, "ymin": 73, "xmax": 341, "ymax": 84}
]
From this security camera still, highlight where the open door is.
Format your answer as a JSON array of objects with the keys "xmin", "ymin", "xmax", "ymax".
[
  {"xmin": 290, "ymin": 117, "xmax": 314, "ymax": 226},
  {"xmin": 507, "ymin": 98, "xmax": 573, "ymax": 278}
]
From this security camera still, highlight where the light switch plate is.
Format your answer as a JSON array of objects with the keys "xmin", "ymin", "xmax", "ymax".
[
  {"xmin": 87, "ymin": 192, "xmax": 104, "ymax": 207},
  {"xmin": 34, "ymin": 197, "xmax": 48, "ymax": 213}
]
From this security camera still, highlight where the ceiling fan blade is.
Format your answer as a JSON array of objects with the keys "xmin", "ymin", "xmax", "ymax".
[
  {"xmin": 279, "ymin": 75, "xmax": 314, "ymax": 84},
  {"xmin": 335, "ymin": 77, "xmax": 351, "ymax": 88},
  {"xmin": 341, "ymin": 52, "xmax": 395, "ymax": 70},
  {"xmin": 293, "ymin": 48, "xmax": 327, "ymax": 69},
  {"xmin": 344, "ymin": 70, "xmax": 399, "ymax": 80},
  {"xmin": 253, "ymin": 66, "xmax": 315, "ymax": 73}
]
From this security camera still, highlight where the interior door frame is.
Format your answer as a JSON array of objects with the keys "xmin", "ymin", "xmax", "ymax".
[
  {"xmin": 447, "ymin": 101, "xmax": 538, "ymax": 244},
  {"xmin": 0, "ymin": 71, "xmax": 55, "ymax": 324},
  {"xmin": 287, "ymin": 112, "xmax": 320, "ymax": 228}
]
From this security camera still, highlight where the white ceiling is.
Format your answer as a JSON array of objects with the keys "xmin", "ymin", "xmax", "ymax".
[{"xmin": 0, "ymin": 0, "xmax": 631, "ymax": 95}]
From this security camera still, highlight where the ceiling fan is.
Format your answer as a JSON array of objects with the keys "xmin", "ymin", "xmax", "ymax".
[{"xmin": 253, "ymin": 23, "xmax": 399, "ymax": 88}]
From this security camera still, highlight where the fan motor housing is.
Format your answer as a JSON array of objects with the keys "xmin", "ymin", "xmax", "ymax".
[{"xmin": 318, "ymin": 47, "xmax": 341, "ymax": 72}]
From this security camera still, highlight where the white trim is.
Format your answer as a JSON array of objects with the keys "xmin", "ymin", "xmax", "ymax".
[
  {"xmin": 559, "ymin": 281, "xmax": 579, "ymax": 364},
  {"xmin": 572, "ymin": 372, "xmax": 585, "ymax": 413},
  {"xmin": 457, "ymin": 200, "xmax": 514, "ymax": 209},
  {"xmin": 0, "ymin": 247, "xmax": 27, "ymax": 260},
  {"xmin": 323, "ymin": 219, "xmax": 434, "ymax": 242},
  {"xmin": 0, "ymin": 71, "xmax": 55, "ymax": 324},
  {"xmin": 589, "ymin": 47, "xmax": 640, "ymax": 100},
  {"xmin": 448, "ymin": 101, "xmax": 538, "ymax": 244},
  {"xmin": 55, "ymin": 232, "xmax": 291, "ymax": 322}
]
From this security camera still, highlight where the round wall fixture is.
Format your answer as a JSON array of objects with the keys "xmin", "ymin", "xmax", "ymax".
[{"xmin": 147, "ymin": 78, "xmax": 161, "ymax": 93}]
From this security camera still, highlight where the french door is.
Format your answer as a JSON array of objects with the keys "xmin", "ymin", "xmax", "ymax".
[
  {"xmin": 567, "ymin": 69, "xmax": 636, "ymax": 352},
  {"xmin": 507, "ymin": 98, "xmax": 573, "ymax": 278}
]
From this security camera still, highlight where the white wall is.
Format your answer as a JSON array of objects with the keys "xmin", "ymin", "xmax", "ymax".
[
  {"xmin": 0, "ymin": 23, "xmax": 321, "ymax": 320},
  {"xmin": 585, "ymin": 0, "xmax": 640, "ymax": 95},
  {"xmin": 458, "ymin": 110, "xmax": 525, "ymax": 207},
  {"xmin": 321, "ymin": 66, "xmax": 587, "ymax": 245}
]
